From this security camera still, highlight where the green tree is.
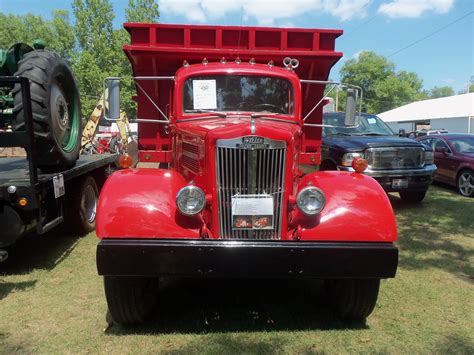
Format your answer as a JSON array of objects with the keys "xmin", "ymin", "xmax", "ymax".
[
  {"xmin": 0, "ymin": 12, "xmax": 74, "ymax": 59},
  {"xmin": 429, "ymin": 86, "xmax": 455, "ymax": 98},
  {"xmin": 340, "ymin": 51, "xmax": 426, "ymax": 113},
  {"xmin": 126, "ymin": 0, "xmax": 160, "ymax": 22}
]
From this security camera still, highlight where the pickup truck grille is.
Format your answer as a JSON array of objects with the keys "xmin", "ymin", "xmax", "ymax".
[
  {"xmin": 216, "ymin": 137, "xmax": 286, "ymax": 240},
  {"xmin": 365, "ymin": 147, "xmax": 424, "ymax": 170}
]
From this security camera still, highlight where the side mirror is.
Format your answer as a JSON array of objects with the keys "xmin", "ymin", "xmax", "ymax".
[
  {"xmin": 108, "ymin": 79, "xmax": 121, "ymax": 120},
  {"xmin": 398, "ymin": 128, "xmax": 406, "ymax": 137},
  {"xmin": 344, "ymin": 88, "xmax": 357, "ymax": 126},
  {"xmin": 435, "ymin": 147, "xmax": 447, "ymax": 155}
]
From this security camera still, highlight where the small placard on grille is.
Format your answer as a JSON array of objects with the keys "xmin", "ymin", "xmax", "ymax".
[{"xmin": 231, "ymin": 195, "xmax": 273, "ymax": 230}]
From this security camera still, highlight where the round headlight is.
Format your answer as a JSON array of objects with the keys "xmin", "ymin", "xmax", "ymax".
[
  {"xmin": 296, "ymin": 186, "xmax": 326, "ymax": 215},
  {"xmin": 176, "ymin": 186, "xmax": 206, "ymax": 216}
]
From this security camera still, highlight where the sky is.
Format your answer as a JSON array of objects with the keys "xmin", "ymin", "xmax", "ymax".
[{"xmin": 2, "ymin": 0, "xmax": 473, "ymax": 92}]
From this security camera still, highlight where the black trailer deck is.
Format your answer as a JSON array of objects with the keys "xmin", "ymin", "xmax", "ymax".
[{"xmin": 0, "ymin": 154, "xmax": 118, "ymax": 187}]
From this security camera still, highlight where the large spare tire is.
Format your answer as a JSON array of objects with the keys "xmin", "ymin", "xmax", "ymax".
[{"xmin": 12, "ymin": 50, "xmax": 81, "ymax": 172}]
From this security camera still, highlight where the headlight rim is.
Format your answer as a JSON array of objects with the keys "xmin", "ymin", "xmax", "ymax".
[
  {"xmin": 176, "ymin": 185, "xmax": 206, "ymax": 216},
  {"xmin": 296, "ymin": 186, "xmax": 326, "ymax": 216}
]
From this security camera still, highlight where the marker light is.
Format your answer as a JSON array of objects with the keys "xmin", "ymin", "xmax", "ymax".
[
  {"xmin": 176, "ymin": 186, "xmax": 206, "ymax": 216},
  {"xmin": 7, "ymin": 186, "xmax": 16, "ymax": 194},
  {"xmin": 296, "ymin": 186, "xmax": 326, "ymax": 215},
  {"xmin": 118, "ymin": 154, "xmax": 133, "ymax": 169},
  {"xmin": 18, "ymin": 197, "xmax": 28, "ymax": 207},
  {"xmin": 352, "ymin": 157, "xmax": 368, "ymax": 173}
]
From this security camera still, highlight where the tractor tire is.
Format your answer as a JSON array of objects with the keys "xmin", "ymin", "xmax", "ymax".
[
  {"xmin": 325, "ymin": 279, "xmax": 380, "ymax": 321},
  {"xmin": 399, "ymin": 190, "xmax": 427, "ymax": 203},
  {"xmin": 65, "ymin": 175, "xmax": 99, "ymax": 235},
  {"xmin": 104, "ymin": 276, "xmax": 159, "ymax": 324},
  {"xmin": 12, "ymin": 49, "xmax": 81, "ymax": 172}
]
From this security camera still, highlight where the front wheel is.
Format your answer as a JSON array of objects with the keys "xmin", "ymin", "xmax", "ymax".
[
  {"xmin": 399, "ymin": 190, "xmax": 426, "ymax": 203},
  {"xmin": 325, "ymin": 279, "xmax": 380, "ymax": 321},
  {"xmin": 104, "ymin": 276, "xmax": 159, "ymax": 324},
  {"xmin": 457, "ymin": 170, "xmax": 474, "ymax": 197}
]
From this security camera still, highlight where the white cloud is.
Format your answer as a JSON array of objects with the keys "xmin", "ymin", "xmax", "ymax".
[
  {"xmin": 378, "ymin": 0, "xmax": 454, "ymax": 18},
  {"xmin": 159, "ymin": 0, "xmax": 372, "ymax": 25}
]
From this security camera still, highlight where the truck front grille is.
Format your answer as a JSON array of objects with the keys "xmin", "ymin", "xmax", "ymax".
[
  {"xmin": 365, "ymin": 147, "xmax": 424, "ymax": 170},
  {"xmin": 216, "ymin": 137, "xmax": 286, "ymax": 240}
]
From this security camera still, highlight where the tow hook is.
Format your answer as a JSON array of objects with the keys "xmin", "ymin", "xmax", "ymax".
[
  {"xmin": 0, "ymin": 249, "xmax": 8, "ymax": 263},
  {"xmin": 291, "ymin": 225, "xmax": 303, "ymax": 240}
]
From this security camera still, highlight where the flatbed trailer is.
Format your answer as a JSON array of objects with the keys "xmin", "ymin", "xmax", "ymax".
[{"xmin": 0, "ymin": 76, "xmax": 117, "ymax": 262}]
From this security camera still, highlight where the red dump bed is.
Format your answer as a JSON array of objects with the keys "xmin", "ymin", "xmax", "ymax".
[{"xmin": 124, "ymin": 23, "xmax": 343, "ymax": 159}]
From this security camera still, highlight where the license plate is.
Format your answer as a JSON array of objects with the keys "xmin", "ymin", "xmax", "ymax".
[
  {"xmin": 231, "ymin": 195, "xmax": 273, "ymax": 230},
  {"xmin": 392, "ymin": 178, "xmax": 409, "ymax": 189}
]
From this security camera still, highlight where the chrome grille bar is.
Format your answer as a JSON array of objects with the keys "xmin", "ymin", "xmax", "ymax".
[
  {"xmin": 216, "ymin": 137, "xmax": 286, "ymax": 240},
  {"xmin": 366, "ymin": 147, "xmax": 424, "ymax": 170}
]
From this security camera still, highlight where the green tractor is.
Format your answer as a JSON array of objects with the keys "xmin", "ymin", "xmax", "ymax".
[{"xmin": 0, "ymin": 41, "xmax": 81, "ymax": 171}]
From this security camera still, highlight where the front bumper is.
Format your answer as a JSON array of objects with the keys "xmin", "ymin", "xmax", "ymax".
[
  {"xmin": 338, "ymin": 164, "xmax": 436, "ymax": 191},
  {"xmin": 97, "ymin": 239, "xmax": 398, "ymax": 279}
]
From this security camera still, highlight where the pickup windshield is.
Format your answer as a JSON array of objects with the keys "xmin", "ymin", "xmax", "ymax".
[
  {"xmin": 182, "ymin": 75, "xmax": 294, "ymax": 116},
  {"xmin": 323, "ymin": 113, "xmax": 394, "ymax": 137}
]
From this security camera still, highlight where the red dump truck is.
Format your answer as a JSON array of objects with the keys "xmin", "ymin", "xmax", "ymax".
[{"xmin": 96, "ymin": 23, "xmax": 398, "ymax": 324}]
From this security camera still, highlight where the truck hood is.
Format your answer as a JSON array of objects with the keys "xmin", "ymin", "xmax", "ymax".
[
  {"xmin": 177, "ymin": 117, "xmax": 301, "ymax": 145},
  {"xmin": 323, "ymin": 135, "xmax": 424, "ymax": 152}
]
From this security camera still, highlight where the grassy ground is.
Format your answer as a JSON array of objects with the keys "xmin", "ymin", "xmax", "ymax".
[{"xmin": 1, "ymin": 184, "xmax": 473, "ymax": 354}]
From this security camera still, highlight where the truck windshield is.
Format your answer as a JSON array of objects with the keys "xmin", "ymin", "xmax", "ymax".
[
  {"xmin": 323, "ymin": 114, "xmax": 394, "ymax": 137},
  {"xmin": 182, "ymin": 75, "xmax": 294, "ymax": 116}
]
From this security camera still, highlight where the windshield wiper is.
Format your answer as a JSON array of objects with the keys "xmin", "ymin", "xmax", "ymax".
[
  {"xmin": 354, "ymin": 132, "xmax": 387, "ymax": 136},
  {"xmin": 184, "ymin": 109, "xmax": 227, "ymax": 117},
  {"xmin": 327, "ymin": 132, "xmax": 353, "ymax": 136}
]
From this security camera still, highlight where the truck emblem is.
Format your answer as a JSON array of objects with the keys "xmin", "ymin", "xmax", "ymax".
[
  {"xmin": 239, "ymin": 136, "xmax": 267, "ymax": 149},
  {"xmin": 242, "ymin": 136, "xmax": 264, "ymax": 144}
]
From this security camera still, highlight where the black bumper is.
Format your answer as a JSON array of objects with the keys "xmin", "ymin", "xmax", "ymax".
[{"xmin": 97, "ymin": 239, "xmax": 398, "ymax": 279}]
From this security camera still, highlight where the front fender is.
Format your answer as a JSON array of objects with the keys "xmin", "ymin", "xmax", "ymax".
[
  {"xmin": 293, "ymin": 171, "xmax": 397, "ymax": 242},
  {"xmin": 96, "ymin": 168, "xmax": 200, "ymax": 239}
]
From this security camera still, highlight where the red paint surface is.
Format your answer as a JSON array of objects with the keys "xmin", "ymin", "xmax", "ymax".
[{"xmin": 96, "ymin": 23, "xmax": 397, "ymax": 244}]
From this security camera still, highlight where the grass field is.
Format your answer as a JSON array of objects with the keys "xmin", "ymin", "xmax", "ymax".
[{"xmin": 1, "ymin": 184, "xmax": 473, "ymax": 354}]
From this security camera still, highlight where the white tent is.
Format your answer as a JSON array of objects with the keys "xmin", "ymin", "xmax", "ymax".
[{"xmin": 378, "ymin": 93, "xmax": 474, "ymax": 133}]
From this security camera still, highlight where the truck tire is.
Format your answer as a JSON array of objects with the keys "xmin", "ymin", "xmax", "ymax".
[
  {"xmin": 66, "ymin": 176, "xmax": 99, "ymax": 234},
  {"xmin": 325, "ymin": 279, "xmax": 380, "ymax": 321},
  {"xmin": 104, "ymin": 276, "xmax": 159, "ymax": 324},
  {"xmin": 12, "ymin": 50, "xmax": 81, "ymax": 172},
  {"xmin": 399, "ymin": 190, "xmax": 426, "ymax": 203},
  {"xmin": 457, "ymin": 170, "xmax": 474, "ymax": 197}
]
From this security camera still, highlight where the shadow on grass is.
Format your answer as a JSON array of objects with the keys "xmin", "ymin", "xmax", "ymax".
[
  {"xmin": 0, "ymin": 279, "xmax": 37, "ymax": 301},
  {"xmin": 388, "ymin": 185, "xmax": 474, "ymax": 280},
  {"xmin": 0, "ymin": 230, "xmax": 81, "ymax": 276},
  {"xmin": 107, "ymin": 278, "xmax": 368, "ymax": 336},
  {"xmin": 435, "ymin": 334, "xmax": 474, "ymax": 354}
]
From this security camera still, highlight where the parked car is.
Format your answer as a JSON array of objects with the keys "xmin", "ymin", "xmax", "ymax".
[
  {"xmin": 321, "ymin": 112, "xmax": 436, "ymax": 203},
  {"xmin": 417, "ymin": 134, "xmax": 474, "ymax": 197}
]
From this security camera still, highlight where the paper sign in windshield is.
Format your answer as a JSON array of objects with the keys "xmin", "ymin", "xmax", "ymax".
[
  {"xmin": 367, "ymin": 118, "xmax": 377, "ymax": 124},
  {"xmin": 231, "ymin": 195, "xmax": 274, "ymax": 230},
  {"xmin": 193, "ymin": 80, "xmax": 217, "ymax": 109}
]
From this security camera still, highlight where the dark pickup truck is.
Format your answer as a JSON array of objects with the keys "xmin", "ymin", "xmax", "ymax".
[{"xmin": 320, "ymin": 112, "xmax": 436, "ymax": 203}]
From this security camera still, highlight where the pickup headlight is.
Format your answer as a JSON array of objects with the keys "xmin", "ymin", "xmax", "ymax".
[
  {"xmin": 341, "ymin": 152, "xmax": 363, "ymax": 167},
  {"xmin": 296, "ymin": 186, "xmax": 326, "ymax": 215},
  {"xmin": 424, "ymin": 150, "xmax": 434, "ymax": 165},
  {"xmin": 176, "ymin": 185, "xmax": 206, "ymax": 215}
]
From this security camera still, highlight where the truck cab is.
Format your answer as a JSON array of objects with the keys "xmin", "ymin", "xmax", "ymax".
[{"xmin": 96, "ymin": 24, "xmax": 398, "ymax": 324}]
